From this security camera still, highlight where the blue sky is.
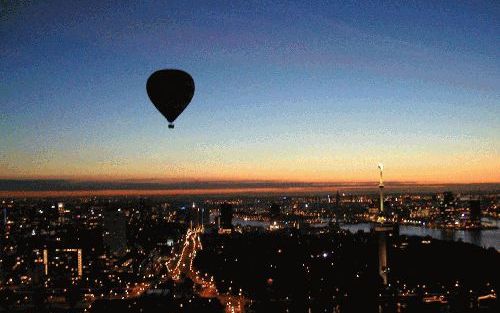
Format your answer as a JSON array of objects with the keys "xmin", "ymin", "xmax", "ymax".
[{"xmin": 1, "ymin": 1, "xmax": 499, "ymax": 183}]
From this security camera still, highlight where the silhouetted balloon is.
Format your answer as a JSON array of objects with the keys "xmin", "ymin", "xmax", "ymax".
[{"xmin": 146, "ymin": 69, "xmax": 195, "ymax": 128}]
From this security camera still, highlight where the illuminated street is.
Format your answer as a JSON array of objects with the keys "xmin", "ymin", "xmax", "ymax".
[{"xmin": 165, "ymin": 227, "xmax": 247, "ymax": 313}]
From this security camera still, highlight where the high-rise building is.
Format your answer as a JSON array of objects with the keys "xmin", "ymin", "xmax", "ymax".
[
  {"xmin": 103, "ymin": 209, "xmax": 127, "ymax": 255},
  {"xmin": 189, "ymin": 202, "xmax": 207, "ymax": 228},
  {"xmin": 270, "ymin": 203, "xmax": 281, "ymax": 221},
  {"xmin": 335, "ymin": 191, "xmax": 341, "ymax": 208},
  {"xmin": 42, "ymin": 248, "xmax": 83, "ymax": 281},
  {"xmin": 440, "ymin": 191, "xmax": 455, "ymax": 224},
  {"xmin": 57, "ymin": 202, "xmax": 65, "ymax": 214},
  {"xmin": 219, "ymin": 203, "xmax": 233, "ymax": 231},
  {"xmin": 443, "ymin": 191, "xmax": 454, "ymax": 205},
  {"xmin": 469, "ymin": 199, "xmax": 481, "ymax": 226},
  {"xmin": 269, "ymin": 203, "xmax": 282, "ymax": 230}
]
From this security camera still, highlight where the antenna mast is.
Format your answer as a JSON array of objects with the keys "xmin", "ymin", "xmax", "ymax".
[{"xmin": 378, "ymin": 163, "xmax": 384, "ymax": 213}]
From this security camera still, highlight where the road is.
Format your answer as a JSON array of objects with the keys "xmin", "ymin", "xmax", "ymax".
[{"xmin": 165, "ymin": 227, "xmax": 247, "ymax": 313}]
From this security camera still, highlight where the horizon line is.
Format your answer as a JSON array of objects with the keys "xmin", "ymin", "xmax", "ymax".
[{"xmin": 0, "ymin": 179, "xmax": 499, "ymax": 198}]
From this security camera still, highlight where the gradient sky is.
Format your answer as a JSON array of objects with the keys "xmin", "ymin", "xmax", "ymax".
[{"xmin": 1, "ymin": 0, "xmax": 499, "ymax": 184}]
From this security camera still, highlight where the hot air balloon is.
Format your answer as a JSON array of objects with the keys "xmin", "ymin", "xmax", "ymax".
[{"xmin": 146, "ymin": 69, "xmax": 195, "ymax": 128}]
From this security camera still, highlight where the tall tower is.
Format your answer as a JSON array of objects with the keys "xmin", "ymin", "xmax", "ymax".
[
  {"xmin": 378, "ymin": 163, "xmax": 384, "ymax": 214},
  {"xmin": 374, "ymin": 163, "xmax": 391, "ymax": 286}
]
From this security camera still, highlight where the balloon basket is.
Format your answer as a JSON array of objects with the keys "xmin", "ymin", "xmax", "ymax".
[{"xmin": 168, "ymin": 123, "xmax": 175, "ymax": 129}]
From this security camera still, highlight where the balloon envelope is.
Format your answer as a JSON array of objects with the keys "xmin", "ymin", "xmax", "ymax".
[{"xmin": 146, "ymin": 69, "xmax": 195, "ymax": 126}]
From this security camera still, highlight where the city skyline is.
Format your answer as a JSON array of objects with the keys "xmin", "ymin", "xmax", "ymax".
[
  {"xmin": 1, "ymin": 1, "xmax": 499, "ymax": 184},
  {"xmin": 1, "ymin": 190, "xmax": 498, "ymax": 312}
]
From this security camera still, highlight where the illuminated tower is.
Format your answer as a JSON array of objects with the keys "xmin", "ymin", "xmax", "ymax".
[
  {"xmin": 377, "ymin": 232, "xmax": 388, "ymax": 285},
  {"xmin": 378, "ymin": 163, "xmax": 384, "ymax": 214},
  {"xmin": 374, "ymin": 163, "xmax": 391, "ymax": 286}
]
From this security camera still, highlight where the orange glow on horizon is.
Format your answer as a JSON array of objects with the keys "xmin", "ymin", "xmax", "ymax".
[{"xmin": 1, "ymin": 149, "xmax": 499, "ymax": 185}]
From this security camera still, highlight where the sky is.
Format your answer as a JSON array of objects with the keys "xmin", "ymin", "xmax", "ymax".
[{"xmin": 1, "ymin": 0, "xmax": 499, "ymax": 185}]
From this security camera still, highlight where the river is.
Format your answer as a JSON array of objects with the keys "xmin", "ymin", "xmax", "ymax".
[{"xmin": 233, "ymin": 218, "xmax": 500, "ymax": 251}]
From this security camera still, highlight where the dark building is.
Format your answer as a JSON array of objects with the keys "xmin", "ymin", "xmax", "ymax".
[
  {"xmin": 219, "ymin": 203, "xmax": 233, "ymax": 230},
  {"xmin": 103, "ymin": 209, "xmax": 127, "ymax": 255},
  {"xmin": 193, "ymin": 206, "xmax": 208, "ymax": 227},
  {"xmin": 188, "ymin": 203, "xmax": 209, "ymax": 229},
  {"xmin": 469, "ymin": 199, "xmax": 481, "ymax": 225},
  {"xmin": 188, "ymin": 203, "xmax": 201, "ymax": 228},
  {"xmin": 443, "ymin": 191, "xmax": 454, "ymax": 205},
  {"xmin": 270, "ymin": 203, "xmax": 281, "ymax": 221}
]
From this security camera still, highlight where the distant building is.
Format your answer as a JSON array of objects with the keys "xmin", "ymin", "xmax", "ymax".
[
  {"xmin": 189, "ymin": 203, "xmax": 207, "ymax": 228},
  {"xmin": 469, "ymin": 199, "xmax": 481, "ymax": 226},
  {"xmin": 269, "ymin": 203, "xmax": 282, "ymax": 231},
  {"xmin": 270, "ymin": 203, "xmax": 281, "ymax": 221},
  {"xmin": 57, "ymin": 202, "xmax": 70, "ymax": 223},
  {"xmin": 42, "ymin": 248, "xmax": 83, "ymax": 281},
  {"xmin": 440, "ymin": 191, "xmax": 455, "ymax": 224},
  {"xmin": 219, "ymin": 203, "xmax": 233, "ymax": 232},
  {"xmin": 103, "ymin": 209, "xmax": 127, "ymax": 255},
  {"xmin": 443, "ymin": 191, "xmax": 454, "ymax": 205},
  {"xmin": 57, "ymin": 202, "xmax": 65, "ymax": 214}
]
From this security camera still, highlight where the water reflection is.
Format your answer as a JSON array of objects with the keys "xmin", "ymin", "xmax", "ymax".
[
  {"xmin": 341, "ymin": 221, "xmax": 498, "ymax": 251},
  {"xmin": 467, "ymin": 230, "xmax": 482, "ymax": 247},
  {"xmin": 232, "ymin": 218, "xmax": 499, "ymax": 251}
]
